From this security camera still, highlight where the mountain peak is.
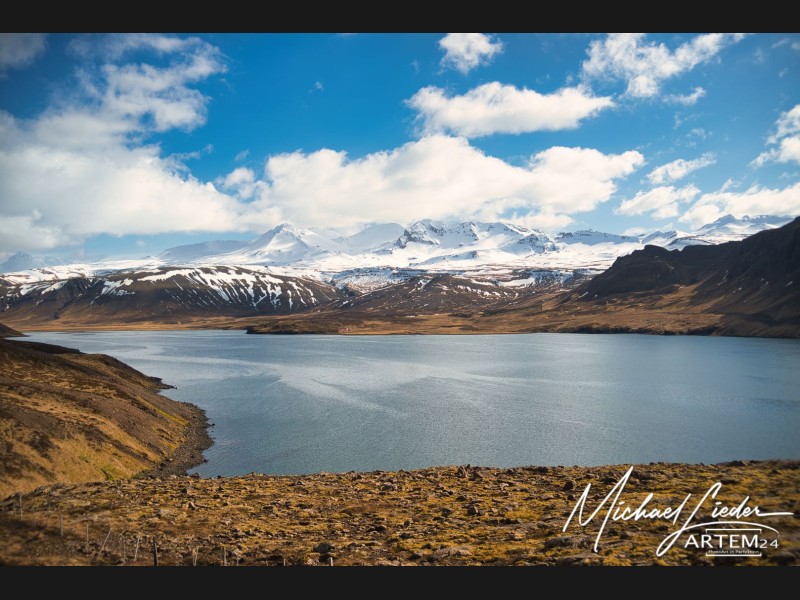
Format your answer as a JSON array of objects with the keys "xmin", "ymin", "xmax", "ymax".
[{"xmin": 0, "ymin": 251, "xmax": 46, "ymax": 274}]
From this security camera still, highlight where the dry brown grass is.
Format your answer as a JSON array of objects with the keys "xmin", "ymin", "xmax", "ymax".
[
  {"xmin": 1, "ymin": 461, "xmax": 797, "ymax": 566},
  {"xmin": 0, "ymin": 339, "xmax": 207, "ymax": 497}
]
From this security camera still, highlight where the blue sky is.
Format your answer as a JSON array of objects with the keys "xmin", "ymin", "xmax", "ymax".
[{"xmin": 0, "ymin": 32, "xmax": 798, "ymax": 262}]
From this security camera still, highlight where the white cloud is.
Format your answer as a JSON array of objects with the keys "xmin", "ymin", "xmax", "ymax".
[
  {"xmin": 407, "ymin": 82, "xmax": 614, "ymax": 137},
  {"xmin": 0, "ymin": 115, "xmax": 246, "ymax": 241},
  {"xmin": 252, "ymin": 136, "xmax": 643, "ymax": 230},
  {"xmin": 98, "ymin": 48, "xmax": 225, "ymax": 133},
  {"xmin": 68, "ymin": 33, "xmax": 201, "ymax": 60},
  {"xmin": 582, "ymin": 33, "xmax": 746, "ymax": 99},
  {"xmin": 218, "ymin": 167, "xmax": 263, "ymax": 200},
  {"xmin": 0, "ymin": 33, "xmax": 647, "ymax": 256},
  {"xmin": 0, "ymin": 33, "xmax": 46, "ymax": 75},
  {"xmin": 769, "ymin": 104, "xmax": 800, "ymax": 143},
  {"xmin": 689, "ymin": 127, "xmax": 709, "ymax": 139},
  {"xmin": 0, "ymin": 35, "xmax": 240, "ymax": 255},
  {"xmin": 771, "ymin": 38, "xmax": 800, "ymax": 51},
  {"xmin": 752, "ymin": 104, "xmax": 800, "ymax": 166},
  {"xmin": 679, "ymin": 182, "xmax": 800, "ymax": 229},
  {"xmin": 665, "ymin": 86, "xmax": 706, "ymax": 106},
  {"xmin": 439, "ymin": 33, "xmax": 503, "ymax": 74},
  {"xmin": 0, "ymin": 211, "xmax": 72, "ymax": 254},
  {"xmin": 646, "ymin": 153, "xmax": 716, "ymax": 185},
  {"xmin": 234, "ymin": 149, "xmax": 250, "ymax": 162},
  {"xmin": 616, "ymin": 185, "xmax": 700, "ymax": 219},
  {"xmin": 623, "ymin": 226, "xmax": 647, "ymax": 236},
  {"xmin": 1, "ymin": 131, "xmax": 643, "ymax": 256}
]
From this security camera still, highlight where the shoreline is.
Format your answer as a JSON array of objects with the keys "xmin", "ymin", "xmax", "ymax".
[
  {"xmin": 137, "ymin": 401, "xmax": 213, "ymax": 479},
  {"xmin": 9, "ymin": 323, "xmax": 800, "ymax": 340}
]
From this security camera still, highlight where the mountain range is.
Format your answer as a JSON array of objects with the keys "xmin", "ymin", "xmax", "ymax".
[
  {"xmin": 247, "ymin": 216, "xmax": 800, "ymax": 338},
  {"xmin": 0, "ymin": 214, "xmax": 795, "ymax": 335},
  {"xmin": 2, "ymin": 215, "xmax": 789, "ymax": 284}
]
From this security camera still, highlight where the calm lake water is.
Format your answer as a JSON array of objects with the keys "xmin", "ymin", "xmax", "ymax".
[{"xmin": 22, "ymin": 331, "xmax": 800, "ymax": 475}]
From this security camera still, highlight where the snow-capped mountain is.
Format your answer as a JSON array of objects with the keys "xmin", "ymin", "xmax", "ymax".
[
  {"xmin": 159, "ymin": 240, "xmax": 247, "ymax": 263},
  {"xmin": 0, "ymin": 214, "xmax": 792, "ymax": 327},
  {"xmin": 336, "ymin": 223, "xmax": 406, "ymax": 252},
  {"xmin": 645, "ymin": 214, "xmax": 791, "ymax": 249},
  {"xmin": 556, "ymin": 230, "xmax": 640, "ymax": 245},
  {"xmin": 0, "ymin": 215, "xmax": 792, "ymax": 289},
  {"xmin": 0, "ymin": 252, "xmax": 46, "ymax": 273},
  {"xmin": 0, "ymin": 266, "xmax": 346, "ymax": 326}
]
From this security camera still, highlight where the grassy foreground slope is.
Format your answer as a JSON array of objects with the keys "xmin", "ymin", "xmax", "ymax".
[{"xmin": 0, "ymin": 328, "xmax": 209, "ymax": 497}]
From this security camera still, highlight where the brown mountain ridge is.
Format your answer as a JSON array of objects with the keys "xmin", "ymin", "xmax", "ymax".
[{"xmin": 247, "ymin": 216, "xmax": 800, "ymax": 337}]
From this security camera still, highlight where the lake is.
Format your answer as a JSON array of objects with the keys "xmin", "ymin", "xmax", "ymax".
[{"xmin": 22, "ymin": 331, "xmax": 800, "ymax": 475}]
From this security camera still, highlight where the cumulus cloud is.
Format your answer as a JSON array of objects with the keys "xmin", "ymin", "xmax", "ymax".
[
  {"xmin": 251, "ymin": 136, "xmax": 643, "ymax": 230},
  {"xmin": 679, "ymin": 182, "xmax": 800, "ymax": 229},
  {"xmin": 0, "ymin": 115, "xmax": 246, "ymax": 241},
  {"xmin": 582, "ymin": 33, "xmax": 745, "ymax": 99},
  {"xmin": 752, "ymin": 104, "xmax": 800, "ymax": 166},
  {"xmin": 0, "ymin": 33, "xmax": 647, "ymax": 257},
  {"xmin": 0, "ymin": 35, "xmax": 239, "ymax": 255},
  {"xmin": 646, "ymin": 153, "xmax": 716, "ymax": 185},
  {"xmin": 217, "ymin": 166, "xmax": 263, "ymax": 200},
  {"xmin": 0, "ymin": 33, "xmax": 46, "ymax": 75},
  {"xmin": 616, "ymin": 185, "xmax": 700, "ymax": 219},
  {"xmin": 407, "ymin": 82, "xmax": 614, "ymax": 137},
  {"xmin": 439, "ymin": 33, "xmax": 503, "ymax": 74}
]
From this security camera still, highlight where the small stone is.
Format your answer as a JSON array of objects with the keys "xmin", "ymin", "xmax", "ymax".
[
  {"xmin": 433, "ymin": 545, "xmax": 473, "ymax": 558},
  {"xmin": 544, "ymin": 535, "xmax": 592, "ymax": 549},
  {"xmin": 467, "ymin": 504, "xmax": 483, "ymax": 516},
  {"xmin": 313, "ymin": 542, "xmax": 334, "ymax": 554},
  {"xmin": 563, "ymin": 480, "xmax": 576, "ymax": 491}
]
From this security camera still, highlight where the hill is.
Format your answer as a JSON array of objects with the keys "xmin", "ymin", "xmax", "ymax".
[{"xmin": 0, "ymin": 331, "xmax": 209, "ymax": 497}]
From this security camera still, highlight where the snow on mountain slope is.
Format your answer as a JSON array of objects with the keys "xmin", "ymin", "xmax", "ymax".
[
  {"xmin": 666, "ymin": 214, "xmax": 791, "ymax": 248},
  {"xmin": 1, "ymin": 215, "xmax": 791, "ymax": 288},
  {"xmin": 0, "ymin": 252, "xmax": 46, "ymax": 273},
  {"xmin": 337, "ymin": 223, "xmax": 405, "ymax": 252},
  {"xmin": 0, "ymin": 266, "xmax": 347, "ymax": 324},
  {"xmin": 556, "ymin": 230, "xmax": 639, "ymax": 245},
  {"xmin": 160, "ymin": 240, "xmax": 247, "ymax": 263}
]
